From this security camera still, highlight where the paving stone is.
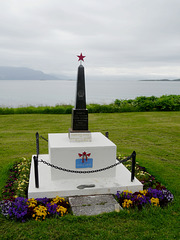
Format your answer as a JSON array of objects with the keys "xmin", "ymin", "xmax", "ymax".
[{"xmin": 69, "ymin": 194, "xmax": 122, "ymax": 216}]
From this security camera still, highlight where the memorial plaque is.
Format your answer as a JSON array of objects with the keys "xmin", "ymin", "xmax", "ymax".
[{"xmin": 72, "ymin": 109, "xmax": 88, "ymax": 130}]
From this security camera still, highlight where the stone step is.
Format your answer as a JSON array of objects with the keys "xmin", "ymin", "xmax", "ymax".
[{"xmin": 69, "ymin": 194, "xmax": 122, "ymax": 216}]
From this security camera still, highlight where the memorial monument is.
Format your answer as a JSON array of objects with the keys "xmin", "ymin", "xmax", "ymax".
[
  {"xmin": 28, "ymin": 54, "xmax": 143, "ymax": 198},
  {"xmin": 71, "ymin": 53, "xmax": 88, "ymax": 131},
  {"xmin": 69, "ymin": 53, "xmax": 91, "ymax": 142}
]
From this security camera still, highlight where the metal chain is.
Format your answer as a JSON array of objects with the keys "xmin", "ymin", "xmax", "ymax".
[
  {"xmin": 40, "ymin": 135, "xmax": 48, "ymax": 142},
  {"xmin": 39, "ymin": 155, "xmax": 131, "ymax": 174}
]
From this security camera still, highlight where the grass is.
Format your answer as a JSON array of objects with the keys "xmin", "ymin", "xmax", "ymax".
[{"xmin": 0, "ymin": 112, "xmax": 180, "ymax": 239}]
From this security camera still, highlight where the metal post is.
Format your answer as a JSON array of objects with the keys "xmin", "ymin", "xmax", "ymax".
[
  {"xmin": 36, "ymin": 132, "xmax": 39, "ymax": 157},
  {"xmin": 131, "ymin": 151, "xmax": 136, "ymax": 182},
  {"xmin": 33, "ymin": 156, "xmax": 39, "ymax": 188},
  {"xmin": 105, "ymin": 132, "xmax": 109, "ymax": 138}
]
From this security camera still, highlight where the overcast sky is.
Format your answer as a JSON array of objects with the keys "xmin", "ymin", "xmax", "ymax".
[{"xmin": 1, "ymin": 0, "xmax": 180, "ymax": 80}]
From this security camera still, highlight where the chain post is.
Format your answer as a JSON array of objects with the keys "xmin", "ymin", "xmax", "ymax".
[
  {"xmin": 131, "ymin": 151, "xmax": 136, "ymax": 182},
  {"xmin": 36, "ymin": 132, "xmax": 39, "ymax": 157},
  {"xmin": 105, "ymin": 132, "xmax": 109, "ymax": 138},
  {"xmin": 34, "ymin": 156, "xmax": 39, "ymax": 188}
]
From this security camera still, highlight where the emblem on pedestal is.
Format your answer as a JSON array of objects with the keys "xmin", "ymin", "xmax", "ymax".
[{"xmin": 76, "ymin": 151, "xmax": 93, "ymax": 168}]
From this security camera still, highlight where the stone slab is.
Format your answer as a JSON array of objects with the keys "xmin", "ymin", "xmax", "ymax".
[
  {"xmin": 68, "ymin": 130, "xmax": 92, "ymax": 142},
  {"xmin": 69, "ymin": 195, "xmax": 122, "ymax": 216},
  {"xmin": 28, "ymin": 154, "xmax": 143, "ymax": 198}
]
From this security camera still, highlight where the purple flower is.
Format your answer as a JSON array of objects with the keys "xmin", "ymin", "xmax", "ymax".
[
  {"xmin": 131, "ymin": 194, "xmax": 151, "ymax": 209},
  {"xmin": 116, "ymin": 191, "xmax": 121, "ymax": 199},
  {"xmin": 8, "ymin": 197, "xmax": 28, "ymax": 222},
  {"xmin": 147, "ymin": 188, "xmax": 164, "ymax": 200},
  {"xmin": 0, "ymin": 200, "xmax": 13, "ymax": 217},
  {"xmin": 36, "ymin": 197, "xmax": 49, "ymax": 205},
  {"xmin": 46, "ymin": 203, "xmax": 58, "ymax": 215},
  {"xmin": 162, "ymin": 189, "xmax": 174, "ymax": 202}
]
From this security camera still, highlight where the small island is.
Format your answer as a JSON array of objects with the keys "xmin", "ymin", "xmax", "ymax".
[{"xmin": 140, "ymin": 79, "xmax": 180, "ymax": 81}]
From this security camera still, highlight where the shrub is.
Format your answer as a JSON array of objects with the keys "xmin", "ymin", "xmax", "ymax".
[{"xmin": 0, "ymin": 95, "xmax": 179, "ymax": 114}]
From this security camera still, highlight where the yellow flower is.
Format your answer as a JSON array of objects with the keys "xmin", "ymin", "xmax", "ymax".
[
  {"xmin": 151, "ymin": 197, "xmax": 160, "ymax": 207},
  {"xmin": 140, "ymin": 190, "xmax": 148, "ymax": 196},
  {"xmin": 33, "ymin": 205, "xmax": 47, "ymax": 221},
  {"xmin": 123, "ymin": 190, "xmax": 132, "ymax": 194},
  {"xmin": 56, "ymin": 206, "xmax": 67, "ymax": 216},
  {"xmin": 122, "ymin": 199, "xmax": 133, "ymax": 208},
  {"xmin": 51, "ymin": 196, "xmax": 65, "ymax": 205},
  {"xmin": 27, "ymin": 198, "xmax": 37, "ymax": 208},
  {"xmin": 137, "ymin": 194, "xmax": 142, "ymax": 198}
]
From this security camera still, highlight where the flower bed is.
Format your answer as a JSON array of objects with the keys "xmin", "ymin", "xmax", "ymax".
[
  {"xmin": 0, "ymin": 158, "xmax": 70, "ymax": 222},
  {"xmin": 0, "ymin": 157, "xmax": 174, "ymax": 221},
  {"xmin": 1, "ymin": 158, "xmax": 31, "ymax": 200},
  {"xmin": 0, "ymin": 196, "xmax": 69, "ymax": 222},
  {"xmin": 115, "ymin": 188, "xmax": 173, "ymax": 210},
  {"xmin": 115, "ymin": 157, "xmax": 174, "ymax": 209}
]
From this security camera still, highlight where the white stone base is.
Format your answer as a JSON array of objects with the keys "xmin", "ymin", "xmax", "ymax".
[
  {"xmin": 69, "ymin": 132, "xmax": 92, "ymax": 142},
  {"xmin": 48, "ymin": 132, "xmax": 116, "ymax": 180},
  {"xmin": 28, "ymin": 154, "xmax": 143, "ymax": 198}
]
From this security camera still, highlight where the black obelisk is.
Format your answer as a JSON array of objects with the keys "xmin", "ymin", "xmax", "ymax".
[{"xmin": 71, "ymin": 54, "xmax": 89, "ymax": 131}]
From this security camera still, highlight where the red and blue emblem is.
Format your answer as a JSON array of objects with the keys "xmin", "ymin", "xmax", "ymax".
[{"xmin": 76, "ymin": 151, "xmax": 93, "ymax": 168}]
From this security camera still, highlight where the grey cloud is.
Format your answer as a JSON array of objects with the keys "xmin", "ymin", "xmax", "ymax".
[{"xmin": 0, "ymin": 0, "xmax": 180, "ymax": 79}]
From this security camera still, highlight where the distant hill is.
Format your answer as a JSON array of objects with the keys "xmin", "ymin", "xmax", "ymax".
[
  {"xmin": 140, "ymin": 79, "xmax": 180, "ymax": 81},
  {"xmin": 0, "ymin": 66, "xmax": 64, "ymax": 80}
]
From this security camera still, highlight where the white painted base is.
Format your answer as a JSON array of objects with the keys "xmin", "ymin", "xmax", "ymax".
[
  {"xmin": 48, "ymin": 132, "xmax": 116, "ymax": 180},
  {"xmin": 69, "ymin": 132, "xmax": 92, "ymax": 142},
  {"xmin": 28, "ymin": 154, "xmax": 143, "ymax": 198}
]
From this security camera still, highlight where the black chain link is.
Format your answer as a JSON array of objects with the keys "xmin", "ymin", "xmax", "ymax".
[
  {"xmin": 40, "ymin": 135, "xmax": 48, "ymax": 142},
  {"xmin": 39, "ymin": 155, "xmax": 131, "ymax": 174}
]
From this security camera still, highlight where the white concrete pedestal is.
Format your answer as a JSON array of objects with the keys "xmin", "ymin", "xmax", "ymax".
[
  {"xmin": 28, "ymin": 132, "xmax": 143, "ymax": 198},
  {"xmin": 28, "ymin": 155, "xmax": 143, "ymax": 198},
  {"xmin": 48, "ymin": 132, "xmax": 116, "ymax": 180}
]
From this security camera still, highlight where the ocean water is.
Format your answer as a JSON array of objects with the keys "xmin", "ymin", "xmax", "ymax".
[{"xmin": 0, "ymin": 79, "xmax": 179, "ymax": 107}]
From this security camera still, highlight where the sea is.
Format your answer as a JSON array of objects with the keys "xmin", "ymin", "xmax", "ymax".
[{"xmin": 0, "ymin": 79, "xmax": 179, "ymax": 107}]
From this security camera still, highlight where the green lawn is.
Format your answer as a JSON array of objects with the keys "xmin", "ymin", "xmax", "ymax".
[{"xmin": 0, "ymin": 112, "xmax": 180, "ymax": 239}]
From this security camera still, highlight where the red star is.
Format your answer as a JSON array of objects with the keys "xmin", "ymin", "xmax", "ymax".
[{"xmin": 77, "ymin": 53, "xmax": 86, "ymax": 61}]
